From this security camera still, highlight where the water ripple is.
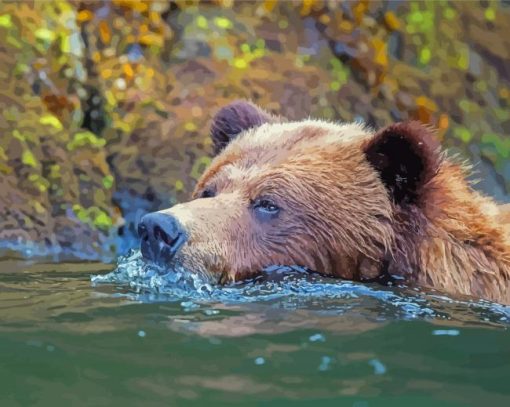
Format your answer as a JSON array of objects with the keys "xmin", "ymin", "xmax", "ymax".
[{"xmin": 92, "ymin": 250, "xmax": 510, "ymax": 327}]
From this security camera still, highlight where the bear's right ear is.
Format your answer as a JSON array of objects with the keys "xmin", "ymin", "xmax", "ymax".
[
  {"xmin": 210, "ymin": 100, "xmax": 276, "ymax": 154},
  {"xmin": 364, "ymin": 121, "xmax": 442, "ymax": 206}
]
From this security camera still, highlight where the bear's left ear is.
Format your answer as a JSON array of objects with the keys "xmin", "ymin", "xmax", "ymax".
[
  {"xmin": 364, "ymin": 121, "xmax": 442, "ymax": 205},
  {"xmin": 210, "ymin": 100, "xmax": 277, "ymax": 154}
]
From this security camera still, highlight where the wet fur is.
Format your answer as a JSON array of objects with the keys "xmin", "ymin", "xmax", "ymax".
[{"xmin": 162, "ymin": 101, "xmax": 510, "ymax": 304}]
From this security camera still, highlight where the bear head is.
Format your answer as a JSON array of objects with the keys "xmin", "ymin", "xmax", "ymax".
[{"xmin": 139, "ymin": 101, "xmax": 442, "ymax": 283}]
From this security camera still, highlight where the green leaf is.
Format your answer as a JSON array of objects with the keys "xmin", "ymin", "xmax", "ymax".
[
  {"xmin": 22, "ymin": 150, "xmax": 38, "ymax": 168},
  {"xmin": 67, "ymin": 131, "xmax": 106, "ymax": 151},
  {"xmin": 35, "ymin": 28, "xmax": 56, "ymax": 42},
  {"xmin": 0, "ymin": 14, "xmax": 12, "ymax": 28},
  {"xmin": 102, "ymin": 175, "xmax": 114, "ymax": 189},
  {"xmin": 214, "ymin": 17, "xmax": 232, "ymax": 29},
  {"xmin": 94, "ymin": 211, "xmax": 113, "ymax": 229},
  {"xmin": 40, "ymin": 114, "xmax": 63, "ymax": 130},
  {"xmin": 196, "ymin": 16, "xmax": 208, "ymax": 29}
]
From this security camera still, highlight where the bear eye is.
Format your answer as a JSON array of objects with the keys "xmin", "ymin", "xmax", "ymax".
[
  {"xmin": 252, "ymin": 198, "xmax": 280, "ymax": 219},
  {"xmin": 200, "ymin": 188, "xmax": 215, "ymax": 199}
]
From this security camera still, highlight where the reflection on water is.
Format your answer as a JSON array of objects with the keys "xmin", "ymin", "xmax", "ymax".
[{"xmin": 1, "ymin": 255, "xmax": 510, "ymax": 406}]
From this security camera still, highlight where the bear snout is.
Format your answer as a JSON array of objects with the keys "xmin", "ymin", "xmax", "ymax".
[{"xmin": 138, "ymin": 212, "xmax": 187, "ymax": 265}]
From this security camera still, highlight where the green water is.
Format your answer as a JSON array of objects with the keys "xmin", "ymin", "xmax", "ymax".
[{"xmin": 1, "ymin": 260, "xmax": 509, "ymax": 407}]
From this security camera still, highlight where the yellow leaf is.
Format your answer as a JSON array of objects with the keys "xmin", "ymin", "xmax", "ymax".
[
  {"xmin": 184, "ymin": 122, "xmax": 197, "ymax": 132},
  {"xmin": 319, "ymin": 14, "xmax": 330, "ymax": 25},
  {"xmin": 22, "ymin": 150, "xmax": 38, "ymax": 168},
  {"xmin": 40, "ymin": 114, "xmax": 63, "ymax": 130},
  {"xmin": 416, "ymin": 96, "xmax": 437, "ymax": 112},
  {"xmin": 60, "ymin": 34, "xmax": 71, "ymax": 53},
  {"xmin": 149, "ymin": 11, "xmax": 161, "ymax": 24},
  {"xmin": 77, "ymin": 10, "xmax": 93, "ymax": 23},
  {"xmin": 175, "ymin": 180, "xmax": 184, "ymax": 192},
  {"xmin": 233, "ymin": 58, "xmax": 248, "ymax": 69},
  {"xmin": 0, "ymin": 14, "xmax": 12, "ymax": 28},
  {"xmin": 123, "ymin": 63, "xmax": 134, "ymax": 79},
  {"xmin": 301, "ymin": 0, "xmax": 317, "ymax": 16},
  {"xmin": 263, "ymin": 0, "xmax": 277, "ymax": 12},
  {"xmin": 384, "ymin": 11, "xmax": 400, "ymax": 31},
  {"xmin": 371, "ymin": 38, "xmax": 388, "ymax": 68},
  {"xmin": 35, "ymin": 28, "xmax": 56, "ymax": 42},
  {"xmin": 339, "ymin": 20, "xmax": 353, "ymax": 33},
  {"xmin": 101, "ymin": 68, "xmax": 113, "ymax": 79},
  {"xmin": 353, "ymin": 0, "xmax": 368, "ymax": 24},
  {"xmin": 214, "ymin": 17, "xmax": 232, "ymax": 29},
  {"xmin": 33, "ymin": 200, "xmax": 45, "ymax": 214},
  {"xmin": 99, "ymin": 21, "xmax": 111, "ymax": 45},
  {"xmin": 133, "ymin": 1, "xmax": 148, "ymax": 13},
  {"xmin": 438, "ymin": 114, "xmax": 449, "ymax": 130},
  {"xmin": 485, "ymin": 8, "xmax": 496, "ymax": 22},
  {"xmin": 196, "ymin": 16, "xmax": 208, "ymax": 29},
  {"xmin": 139, "ymin": 33, "xmax": 163, "ymax": 47}
]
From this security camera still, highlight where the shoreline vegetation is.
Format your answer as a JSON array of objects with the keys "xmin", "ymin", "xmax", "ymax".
[{"xmin": 1, "ymin": 1, "xmax": 509, "ymax": 261}]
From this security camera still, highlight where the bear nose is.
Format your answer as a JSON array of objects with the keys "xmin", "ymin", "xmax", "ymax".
[{"xmin": 138, "ymin": 212, "xmax": 186, "ymax": 264}]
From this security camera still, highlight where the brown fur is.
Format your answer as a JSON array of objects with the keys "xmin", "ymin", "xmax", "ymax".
[{"xmin": 160, "ymin": 102, "xmax": 510, "ymax": 304}]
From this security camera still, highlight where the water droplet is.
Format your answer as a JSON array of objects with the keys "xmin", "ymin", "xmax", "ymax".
[
  {"xmin": 318, "ymin": 356, "xmax": 332, "ymax": 371},
  {"xmin": 432, "ymin": 329, "xmax": 460, "ymax": 336},
  {"xmin": 181, "ymin": 301, "xmax": 200, "ymax": 311},
  {"xmin": 368, "ymin": 358, "xmax": 386, "ymax": 375},
  {"xmin": 203, "ymin": 309, "xmax": 219, "ymax": 316},
  {"xmin": 309, "ymin": 333, "xmax": 326, "ymax": 342}
]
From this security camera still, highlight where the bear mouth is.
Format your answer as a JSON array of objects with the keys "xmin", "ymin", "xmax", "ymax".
[
  {"xmin": 138, "ymin": 212, "xmax": 188, "ymax": 267},
  {"xmin": 140, "ymin": 231, "xmax": 187, "ymax": 267}
]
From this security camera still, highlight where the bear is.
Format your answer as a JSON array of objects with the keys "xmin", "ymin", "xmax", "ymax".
[{"xmin": 138, "ymin": 100, "xmax": 510, "ymax": 305}]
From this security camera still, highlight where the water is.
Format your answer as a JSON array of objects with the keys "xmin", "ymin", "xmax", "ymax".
[{"xmin": 1, "ymin": 253, "xmax": 510, "ymax": 406}]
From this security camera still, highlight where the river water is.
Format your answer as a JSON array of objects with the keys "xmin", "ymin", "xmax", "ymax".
[{"xmin": 1, "ymin": 252, "xmax": 509, "ymax": 406}]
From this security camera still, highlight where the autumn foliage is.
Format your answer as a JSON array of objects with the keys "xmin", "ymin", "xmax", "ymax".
[{"xmin": 0, "ymin": 0, "xmax": 509, "ymax": 260}]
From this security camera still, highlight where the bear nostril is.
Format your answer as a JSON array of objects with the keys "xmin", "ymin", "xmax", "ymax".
[
  {"xmin": 154, "ymin": 225, "xmax": 181, "ymax": 248},
  {"xmin": 153, "ymin": 225, "xmax": 165, "ymax": 244},
  {"xmin": 138, "ymin": 223, "xmax": 149, "ymax": 241},
  {"xmin": 139, "ymin": 212, "xmax": 186, "ymax": 263}
]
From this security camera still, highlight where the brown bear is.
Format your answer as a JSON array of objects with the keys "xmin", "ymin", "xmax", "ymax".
[{"xmin": 138, "ymin": 101, "xmax": 510, "ymax": 305}]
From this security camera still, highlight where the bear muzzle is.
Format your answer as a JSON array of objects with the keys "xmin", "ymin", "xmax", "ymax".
[{"xmin": 138, "ymin": 212, "xmax": 187, "ymax": 266}]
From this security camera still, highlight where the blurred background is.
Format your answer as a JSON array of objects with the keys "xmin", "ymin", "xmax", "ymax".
[{"xmin": 1, "ymin": 0, "xmax": 510, "ymax": 262}]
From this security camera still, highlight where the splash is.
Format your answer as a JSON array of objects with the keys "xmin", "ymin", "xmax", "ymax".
[
  {"xmin": 92, "ymin": 250, "xmax": 510, "ymax": 326},
  {"xmin": 91, "ymin": 250, "xmax": 214, "ymax": 299}
]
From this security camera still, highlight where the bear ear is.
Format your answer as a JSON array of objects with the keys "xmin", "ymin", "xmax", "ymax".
[
  {"xmin": 210, "ymin": 100, "xmax": 276, "ymax": 154},
  {"xmin": 364, "ymin": 121, "xmax": 442, "ymax": 205}
]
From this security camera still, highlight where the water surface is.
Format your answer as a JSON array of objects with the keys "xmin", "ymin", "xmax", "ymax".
[{"xmin": 1, "ymin": 253, "xmax": 510, "ymax": 406}]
